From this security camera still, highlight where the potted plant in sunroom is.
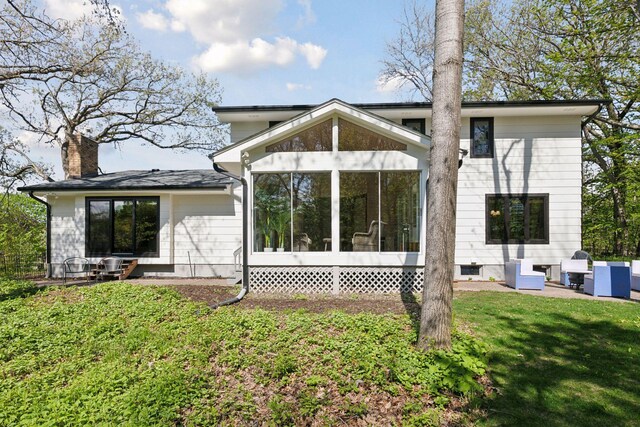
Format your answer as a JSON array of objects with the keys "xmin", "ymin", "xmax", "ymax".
[{"xmin": 273, "ymin": 209, "xmax": 291, "ymax": 252}]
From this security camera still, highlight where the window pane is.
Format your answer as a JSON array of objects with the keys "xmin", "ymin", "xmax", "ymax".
[
  {"xmin": 508, "ymin": 198, "xmax": 525, "ymax": 241},
  {"xmin": 292, "ymin": 173, "xmax": 331, "ymax": 252},
  {"xmin": 472, "ymin": 118, "xmax": 492, "ymax": 157},
  {"xmin": 402, "ymin": 118, "xmax": 425, "ymax": 134},
  {"xmin": 340, "ymin": 172, "xmax": 379, "ymax": 251},
  {"xmin": 88, "ymin": 200, "xmax": 111, "ymax": 255},
  {"xmin": 265, "ymin": 119, "xmax": 332, "ymax": 152},
  {"xmin": 381, "ymin": 172, "xmax": 421, "ymax": 252},
  {"xmin": 135, "ymin": 200, "xmax": 159, "ymax": 255},
  {"xmin": 254, "ymin": 174, "xmax": 291, "ymax": 251},
  {"xmin": 487, "ymin": 196, "xmax": 506, "ymax": 242},
  {"xmin": 113, "ymin": 200, "xmax": 134, "ymax": 254},
  {"xmin": 487, "ymin": 194, "xmax": 548, "ymax": 244},
  {"xmin": 528, "ymin": 197, "xmax": 546, "ymax": 241},
  {"xmin": 338, "ymin": 119, "xmax": 407, "ymax": 151}
]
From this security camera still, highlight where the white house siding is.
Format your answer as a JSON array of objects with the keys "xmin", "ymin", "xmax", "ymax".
[
  {"xmin": 50, "ymin": 191, "xmax": 243, "ymax": 278},
  {"xmin": 230, "ymin": 122, "xmax": 269, "ymax": 144},
  {"xmin": 49, "ymin": 196, "xmax": 84, "ymax": 273},
  {"xmin": 454, "ymin": 115, "xmax": 583, "ymax": 280},
  {"xmin": 170, "ymin": 190, "xmax": 242, "ymax": 278}
]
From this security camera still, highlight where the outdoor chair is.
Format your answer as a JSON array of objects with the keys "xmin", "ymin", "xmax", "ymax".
[
  {"xmin": 583, "ymin": 261, "xmax": 631, "ymax": 299},
  {"xmin": 632, "ymin": 260, "xmax": 640, "ymax": 291},
  {"xmin": 352, "ymin": 220, "xmax": 385, "ymax": 251},
  {"xmin": 94, "ymin": 256, "xmax": 124, "ymax": 281},
  {"xmin": 62, "ymin": 257, "xmax": 90, "ymax": 284},
  {"xmin": 560, "ymin": 259, "xmax": 589, "ymax": 288},
  {"xmin": 293, "ymin": 233, "xmax": 312, "ymax": 251},
  {"xmin": 504, "ymin": 258, "xmax": 545, "ymax": 290}
]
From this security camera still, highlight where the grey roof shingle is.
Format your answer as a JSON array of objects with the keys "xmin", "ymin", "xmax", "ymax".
[{"xmin": 18, "ymin": 169, "xmax": 233, "ymax": 192}]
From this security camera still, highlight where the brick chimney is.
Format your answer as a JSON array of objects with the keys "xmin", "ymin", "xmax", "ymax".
[{"xmin": 67, "ymin": 133, "xmax": 99, "ymax": 178}]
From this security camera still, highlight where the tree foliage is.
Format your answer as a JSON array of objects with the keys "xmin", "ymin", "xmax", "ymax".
[
  {"xmin": 1, "ymin": 0, "xmax": 224, "ymax": 182},
  {"xmin": 465, "ymin": 0, "xmax": 640, "ymax": 256},
  {"xmin": 0, "ymin": 192, "xmax": 45, "ymax": 256},
  {"xmin": 383, "ymin": 0, "xmax": 640, "ymax": 257}
]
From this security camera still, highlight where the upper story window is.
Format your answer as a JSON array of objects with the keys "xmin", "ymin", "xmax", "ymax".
[
  {"xmin": 265, "ymin": 119, "xmax": 332, "ymax": 152},
  {"xmin": 402, "ymin": 118, "xmax": 426, "ymax": 134},
  {"xmin": 486, "ymin": 194, "xmax": 549, "ymax": 244},
  {"xmin": 338, "ymin": 119, "xmax": 407, "ymax": 151},
  {"xmin": 86, "ymin": 197, "xmax": 160, "ymax": 257},
  {"xmin": 470, "ymin": 117, "xmax": 494, "ymax": 158}
]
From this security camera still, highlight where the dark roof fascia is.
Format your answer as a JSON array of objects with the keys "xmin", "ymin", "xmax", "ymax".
[
  {"xmin": 17, "ymin": 170, "xmax": 233, "ymax": 192},
  {"xmin": 18, "ymin": 184, "xmax": 230, "ymax": 192},
  {"xmin": 212, "ymin": 98, "xmax": 431, "ymax": 157},
  {"xmin": 213, "ymin": 98, "xmax": 611, "ymax": 114}
]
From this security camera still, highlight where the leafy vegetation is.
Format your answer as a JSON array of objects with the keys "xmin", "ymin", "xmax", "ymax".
[
  {"xmin": 0, "ymin": 280, "xmax": 487, "ymax": 425},
  {"xmin": 454, "ymin": 292, "xmax": 640, "ymax": 426},
  {"xmin": 0, "ymin": 193, "xmax": 46, "ymax": 257}
]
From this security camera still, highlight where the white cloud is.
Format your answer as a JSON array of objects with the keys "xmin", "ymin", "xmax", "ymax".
[
  {"xmin": 137, "ymin": 10, "xmax": 169, "ymax": 31},
  {"xmin": 166, "ymin": 0, "xmax": 283, "ymax": 44},
  {"xmin": 296, "ymin": 0, "xmax": 316, "ymax": 27},
  {"xmin": 375, "ymin": 75, "xmax": 406, "ymax": 93},
  {"xmin": 286, "ymin": 82, "xmax": 311, "ymax": 91},
  {"xmin": 44, "ymin": 0, "xmax": 124, "ymax": 22},
  {"xmin": 298, "ymin": 43, "xmax": 327, "ymax": 69},
  {"xmin": 152, "ymin": 0, "xmax": 326, "ymax": 73},
  {"xmin": 194, "ymin": 37, "xmax": 326, "ymax": 73},
  {"xmin": 44, "ymin": 0, "xmax": 94, "ymax": 20}
]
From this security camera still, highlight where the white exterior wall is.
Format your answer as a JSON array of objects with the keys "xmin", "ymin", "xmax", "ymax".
[
  {"xmin": 47, "ymin": 191, "xmax": 240, "ymax": 278},
  {"xmin": 230, "ymin": 122, "xmax": 269, "ymax": 144},
  {"xmin": 455, "ymin": 115, "xmax": 583, "ymax": 280},
  {"xmin": 171, "ymin": 190, "xmax": 242, "ymax": 277}
]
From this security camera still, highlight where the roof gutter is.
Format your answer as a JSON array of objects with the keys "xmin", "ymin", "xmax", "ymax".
[
  {"xmin": 28, "ymin": 191, "xmax": 51, "ymax": 278},
  {"xmin": 210, "ymin": 160, "xmax": 249, "ymax": 308}
]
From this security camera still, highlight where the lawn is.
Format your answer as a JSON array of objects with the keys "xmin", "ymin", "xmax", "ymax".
[
  {"xmin": 1, "ymin": 279, "xmax": 638, "ymax": 426},
  {"xmin": 454, "ymin": 292, "xmax": 640, "ymax": 426},
  {"xmin": 0, "ymin": 279, "xmax": 485, "ymax": 426}
]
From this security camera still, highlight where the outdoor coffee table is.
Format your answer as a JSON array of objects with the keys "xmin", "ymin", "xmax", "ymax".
[{"xmin": 565, "ymin": 269, "xmax": 592, "ymax": 289}]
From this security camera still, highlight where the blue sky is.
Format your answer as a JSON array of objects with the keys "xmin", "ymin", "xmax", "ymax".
[{"xmin": 26, "ymin": 0, "xmax": 430, "ymax": 179}]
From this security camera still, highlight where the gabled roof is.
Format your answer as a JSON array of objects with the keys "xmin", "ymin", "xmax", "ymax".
[
  {"xmin": 212, "ymin": 98, "xmax": 430, "ymax": 163},
  {"xmin": 18, "ymin": 169, "xmax": 231, "ymax": 192}
]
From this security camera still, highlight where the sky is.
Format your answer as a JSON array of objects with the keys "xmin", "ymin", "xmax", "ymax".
[{"xmin": 23, "ymin": 0, "xmax": 430, "ymax": 180}]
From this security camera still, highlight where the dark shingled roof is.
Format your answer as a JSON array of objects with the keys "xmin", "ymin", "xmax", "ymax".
[{"xmin": 18, "ymin": 169, "xmax": 233, "ymax": 192}]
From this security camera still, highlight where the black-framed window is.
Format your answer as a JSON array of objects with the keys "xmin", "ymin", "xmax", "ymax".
[
  {"xmin": 86, "ymin": 197, "xmax": 160, "ymax": 257},
  {"xmin": 402, "ymin": 118, "xmax": 426, "ymax": 134},
  {"xmin": 486, "ymin": 194, "xmax": 549, "ymax": 244},
  {"xmin": 470, "ymin": 117, "xmax": 494, "ymax": 158}
]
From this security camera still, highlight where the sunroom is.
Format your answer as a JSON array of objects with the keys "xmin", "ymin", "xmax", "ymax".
[{"xmin": 213, "ymin": 99, "xmax": 430, "ymax": 293}]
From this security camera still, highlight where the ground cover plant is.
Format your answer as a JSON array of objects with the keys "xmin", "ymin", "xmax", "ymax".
[
  {"xmin": 0, "ymin": 279, "xmax": 487, "ymax": 426},
  {"xmin": 453, "ymin": 292, "xmax": 640, "ymax": 426}
]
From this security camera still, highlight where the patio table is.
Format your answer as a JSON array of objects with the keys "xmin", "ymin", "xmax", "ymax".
[{"xmin": 564, "ymin": 269, "xmax": 592, "ymax": 289}]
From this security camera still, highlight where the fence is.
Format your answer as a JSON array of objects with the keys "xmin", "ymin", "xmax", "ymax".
[{"xmin": 0, "ymin": 252, "xmax": 47, "ymax": 279}]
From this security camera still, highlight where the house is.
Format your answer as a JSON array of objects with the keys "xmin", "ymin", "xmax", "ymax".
[{"xmin": 19, "ymin": 98, "xmax": 604, "ymax": 293}]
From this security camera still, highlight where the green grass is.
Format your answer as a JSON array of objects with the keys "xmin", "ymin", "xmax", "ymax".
[
  {"xmin": 454, "ymin": 292, "xmax": 640, "ymax": 426},
  {"xmin": 0, "ymin": 279, "xmax": 485, "ymax": 426}
]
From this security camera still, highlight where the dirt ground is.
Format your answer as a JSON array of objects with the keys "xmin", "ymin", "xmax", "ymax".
[
  {"xmin": 167, "ymin": 283, "xmax": 422, "ymax": 316},
  {"xmin": 36, "ymin": 277, "xmax": 639, "ymax": 313}
]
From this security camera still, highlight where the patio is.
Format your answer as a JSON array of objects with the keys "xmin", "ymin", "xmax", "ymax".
[{"xmin": 33, "ymin": 277, "xmax": 640, "ymax": 304}]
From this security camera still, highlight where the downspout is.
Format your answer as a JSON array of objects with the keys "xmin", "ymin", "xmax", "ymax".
[
  {"xmin": 210, "ymin": 160, "xmax": 249, "ymax": 308},
  {"xmin": 28, "ymin": 191, "xmax": 51, "ymax": 278}
]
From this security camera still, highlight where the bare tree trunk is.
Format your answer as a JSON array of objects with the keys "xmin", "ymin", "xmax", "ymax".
[{"xmin": 418, "ymin": 0, "xmax": 465, "ymax": 351}]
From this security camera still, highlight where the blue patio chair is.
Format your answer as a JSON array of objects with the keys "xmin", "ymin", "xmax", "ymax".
[
  {"xmin": 583, "ymin": 262, "xmax": 631, "ymax": 299},
  {"xmin": 505, "ymin": 259, "xmax": 545, "ymax": 290}
]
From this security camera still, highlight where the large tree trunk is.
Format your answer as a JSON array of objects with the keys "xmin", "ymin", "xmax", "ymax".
[{"xmin": 418, "ymin": 0, "xmax": 465, "ymax": 351}]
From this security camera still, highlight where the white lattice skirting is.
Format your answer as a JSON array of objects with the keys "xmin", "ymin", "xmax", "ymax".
[{"xmin": 249, "ymin": 266, "xmax": 424, "ymax": 294}]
